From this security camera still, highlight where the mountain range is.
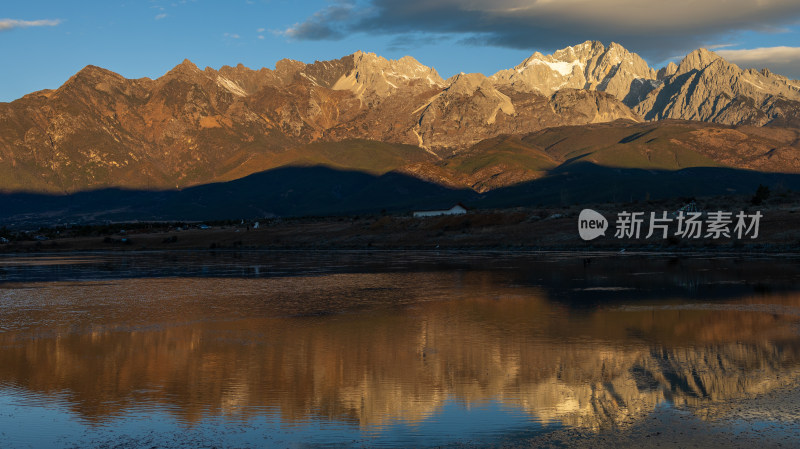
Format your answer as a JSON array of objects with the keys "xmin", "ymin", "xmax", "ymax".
[{"xmin": 1, "ymin": 41, "xmax": 799, "ymax": 221}]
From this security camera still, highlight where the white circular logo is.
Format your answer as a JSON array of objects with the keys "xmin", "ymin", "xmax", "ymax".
[{"xmin": 578, "ymin": 209, "xmax": 608, "ymax": 241}]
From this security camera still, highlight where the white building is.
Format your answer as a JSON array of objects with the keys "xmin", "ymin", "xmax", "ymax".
[{"xmin": 413, "ymin": 204, "xmax": 468, "ymax": 218}]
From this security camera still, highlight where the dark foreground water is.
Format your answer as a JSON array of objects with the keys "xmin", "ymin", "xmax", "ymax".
[{"xmin": 1, "ymin": 251, "xmax": 800, "ymax": 448}]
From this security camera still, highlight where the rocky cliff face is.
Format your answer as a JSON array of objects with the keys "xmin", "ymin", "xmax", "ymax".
[
  {"xmin": 331, "ymin": 51, "xmax": 445, "ymax": 98},
  {"xmin": 410, "ymin": 72, "xmax": 639, "ymax": 152},
  {"xmin": 492, "ymin": 42, "xmax": 800, "ymax": 127},
  {"xmin": 491, "ymin": 41, "xmax": 658, "ymax": 106},
  {"xmin": 0, "ymin": 43, "xmax": 799, "ymax": 194},
  {"xmin": 637, "ymin": 48, "xmax": 800, "ymax": 126}
]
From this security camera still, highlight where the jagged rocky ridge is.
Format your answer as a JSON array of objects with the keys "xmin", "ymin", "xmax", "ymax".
[{"xmin": 0, "ymin": 42, "xmax": 799, "ymax": 193}]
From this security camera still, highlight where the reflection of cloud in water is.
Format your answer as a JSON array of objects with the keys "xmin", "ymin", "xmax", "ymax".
[{"xmin": 0, "ymin": 271, "xmax": 800, "ymax": 433}]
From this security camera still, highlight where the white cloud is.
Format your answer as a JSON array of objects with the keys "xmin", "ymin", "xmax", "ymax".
[
  {"xmin": 717, "ymin": 46, "xmax": 800, "ymax": 79},
  {"xmin": 155, "ymin": 13, "xmax": 168, "ymax": 20},
  {"xmin": 0, "ymin": 18, "xmax": 61, "ymax": 31},
  {"xmin": 708, "ymin": 43, "xmax": 738, "ymax": 50}
]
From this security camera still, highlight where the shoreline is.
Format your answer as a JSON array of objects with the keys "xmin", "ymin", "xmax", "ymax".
[{"xmin": 3, "ymin": 193, "xmax": 799, "ymax": 255}]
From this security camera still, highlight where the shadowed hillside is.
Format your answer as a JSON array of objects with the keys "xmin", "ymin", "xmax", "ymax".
[
  {"xmin": 3, "ymin": 163, "xmax": 800, "ymax": 226},
  {"xmin": 0, "ymin": 166, "xmax": 477, "ymax": 225}
]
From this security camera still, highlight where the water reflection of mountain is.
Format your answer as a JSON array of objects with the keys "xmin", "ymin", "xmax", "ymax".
[{"xmin": 1, "ymin": 270, "xmax": 799, "ymax": 432}]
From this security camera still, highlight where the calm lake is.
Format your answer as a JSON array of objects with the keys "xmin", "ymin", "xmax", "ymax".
[{"xmin": 1, "ymin": 251, "xmax": 800, "ymax": 448}]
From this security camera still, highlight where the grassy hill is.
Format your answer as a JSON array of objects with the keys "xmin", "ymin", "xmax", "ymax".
[{"xmin": 438, "ymin": 120, "xmax": 799, "ymax": 192}]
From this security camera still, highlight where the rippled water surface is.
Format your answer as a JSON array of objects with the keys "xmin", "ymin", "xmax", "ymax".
[{"xmin": 1, "ymin": 251, "xmax": 800, "ymax": 447}]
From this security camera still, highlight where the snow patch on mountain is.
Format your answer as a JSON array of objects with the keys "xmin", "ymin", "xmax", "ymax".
[
  {"xmin": 521, "ymin": 59, "xmax": 584, "ymax": 76},
  {"xmin": 216, "ymin": 76, "xmax": 247, "ymax": 97}
]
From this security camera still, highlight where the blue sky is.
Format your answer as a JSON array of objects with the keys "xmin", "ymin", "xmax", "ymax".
[{"xmin": 2, "ymin": 0, "xmax": 799, "ymax": 102}]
